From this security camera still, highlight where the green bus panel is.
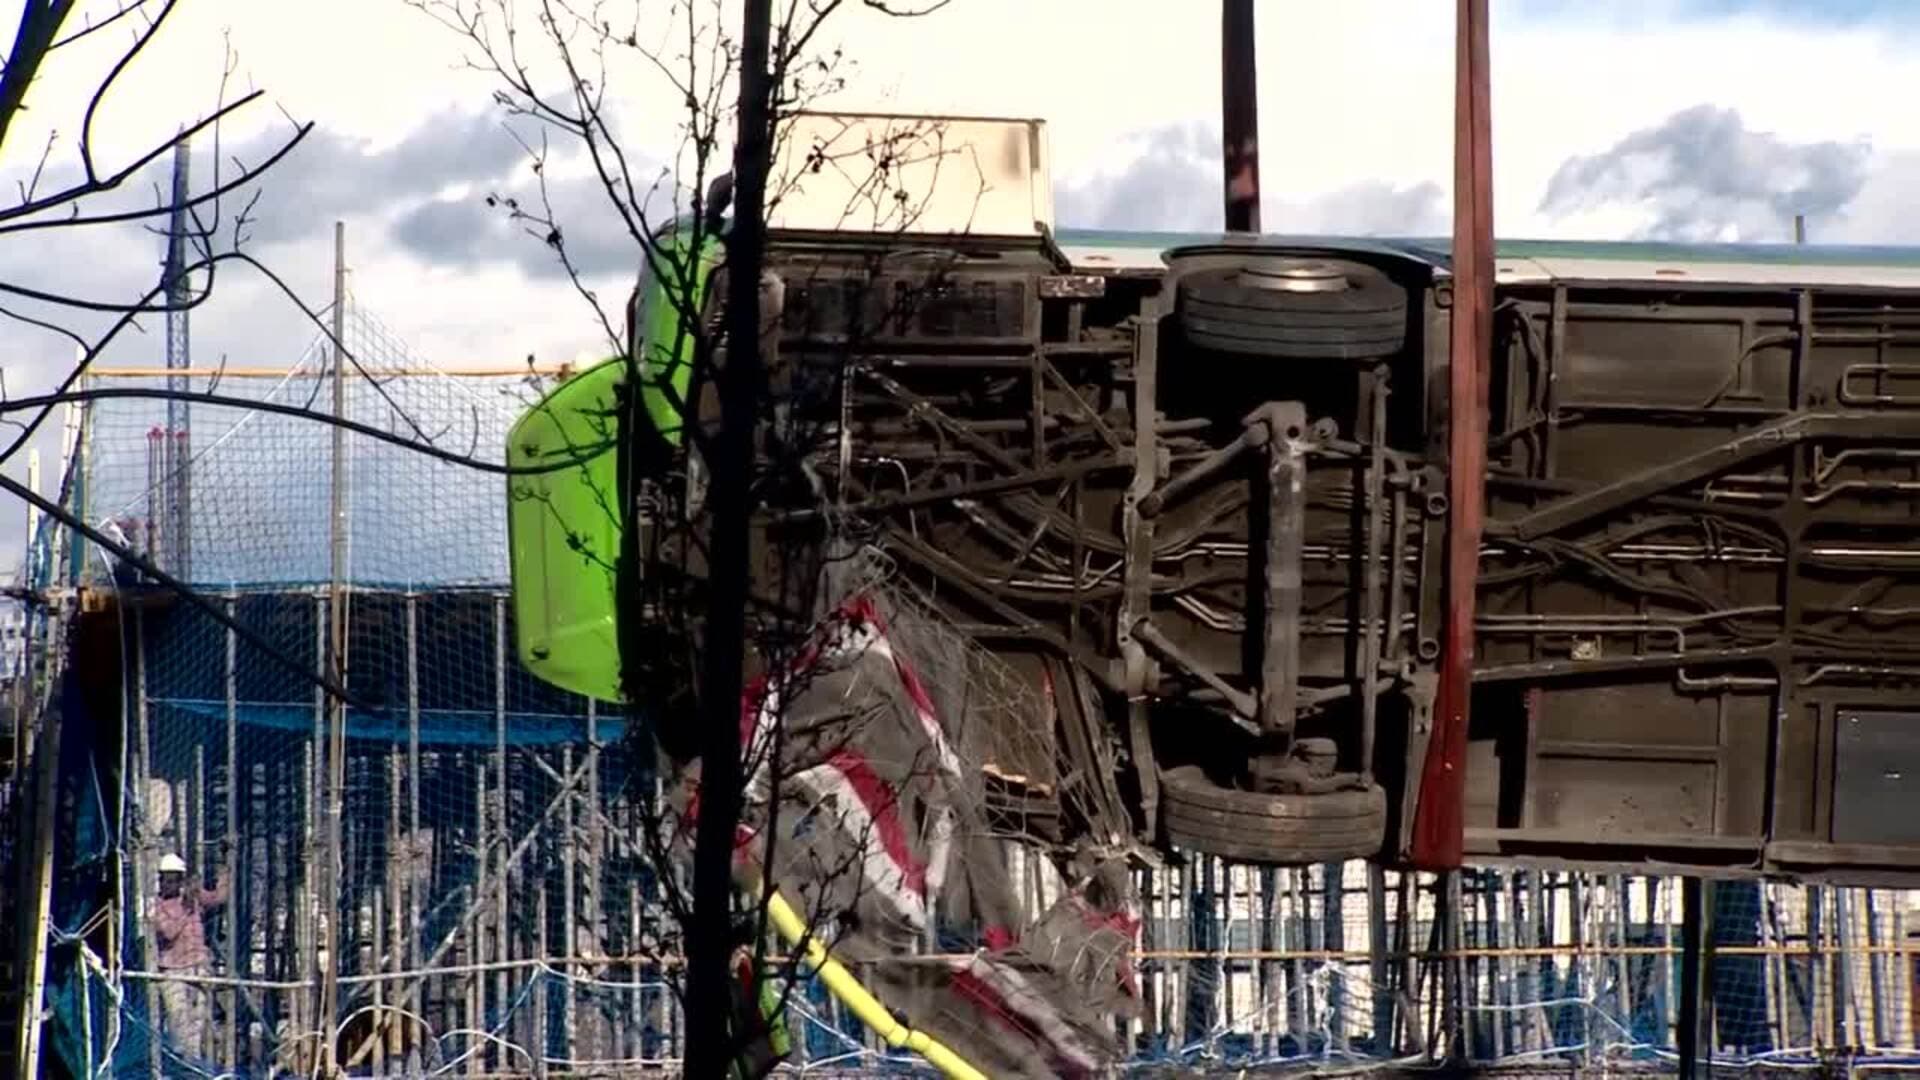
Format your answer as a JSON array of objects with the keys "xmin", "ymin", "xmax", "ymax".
[
  {"xmin": 506, "ymin": 355, "xmax": 625, "ymax": 702},
  {"xmin": 507, "ymin": 229, "xmax": 718, "ymax": 702}
]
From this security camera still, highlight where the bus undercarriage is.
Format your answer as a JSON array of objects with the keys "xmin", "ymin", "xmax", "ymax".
[{"xmin": 727, "ymin": 230, "xmax": 1920, "ymax": 880}]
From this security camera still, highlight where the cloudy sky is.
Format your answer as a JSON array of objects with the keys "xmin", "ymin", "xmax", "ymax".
[{"xmin": 4, "ymin": 0, "xmax": 1920, "ymax": 574}]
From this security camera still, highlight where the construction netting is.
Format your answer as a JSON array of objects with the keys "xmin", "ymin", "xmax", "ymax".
[
  {"xmin": 77, "ymin": 304, "xmax": 538, "ymax": 590},
  {"xmin": 17, "ymin": 311, "xmax": 1920, "ymax": 1077}
]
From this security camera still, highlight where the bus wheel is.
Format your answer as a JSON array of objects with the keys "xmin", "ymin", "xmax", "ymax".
[
  {"xmin": 1160, "ymin": 764, "xmax": 1386, "ymax": 864},
  {"xmin": 1178, "ymin": 257, "xmax": 1407, "ymax": 360}
]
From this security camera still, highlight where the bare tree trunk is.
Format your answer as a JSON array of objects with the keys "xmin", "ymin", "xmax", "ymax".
[{"xmin": 682, "ymin": 0, "xmax": 773, "ymax": 1073}]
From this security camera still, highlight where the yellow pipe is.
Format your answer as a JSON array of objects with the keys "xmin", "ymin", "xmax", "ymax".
[{"xmin": 762, "ymin": 889, "xmax": 988, "ymax": 1080}]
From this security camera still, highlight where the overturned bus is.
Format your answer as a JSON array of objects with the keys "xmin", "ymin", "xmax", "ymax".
[{"xmin": 508, "ymin": 113, "xmax": 1920, "ymax": 881}]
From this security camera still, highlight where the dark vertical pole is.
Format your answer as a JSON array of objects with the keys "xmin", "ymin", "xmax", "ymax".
[
  {"xmin": 1368, "ymin": 866, "xmax": 1393, "ymax": 1056},
  {"xmin": 163, "ymin": 137, "xmax": 192, "ymax": 582},
  {"xmin": 1412, "ymin": 0, "xmax": 1492, "ymax": 869},
  {"xmin": 1186, "ymin": 858, "xmax": 1218, "ymax": 1042},
  {"xmin": 1442, "ymin": 870, "xmax": 1465, "ymax": 1062},
  {"xmin": 683, "ymin": 0, "xmax": 772, "ymax": 1075},
  {"xmin": 1679, "ymin": 877, "xmax": 1706, "ymax": 1080},
  {"xmin": 223, "ymin": 593, "xmax": 239, "ymax": 1065},
  {"xmin": 1221, "ymin": 0, "xmax": 1260, "ymax": 233},
  {"xmin": 1324, "ymin": 863, "xmax": 1347, "ymax": 1051}
]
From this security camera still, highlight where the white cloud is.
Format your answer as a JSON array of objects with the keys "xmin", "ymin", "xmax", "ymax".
[
  {"xmin": 1827, "ymin": 150, "xmax": 1920, "ymax": 245},
  {"xmin": 1538, "ymin": 105, "xmax": 1872, "ymax": 242},
  {"xmin": 1057, "ymin": 123, "xmax": 1446, "ymax": 237}
]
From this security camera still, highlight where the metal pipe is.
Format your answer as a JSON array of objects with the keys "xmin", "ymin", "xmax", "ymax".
[
  {"xmin": 385, "ymin": 749, "xmax": 404, "ymax": 1065},
  {"xmin": 1359, "ymin": 367, "xmax": 1387, "ymax": 776},
  {"xmin": 1675, "ymin": 667, "xmax": 1777, "ymax": 692},
  {"xmin": 1611, "ymin": 874, "xmax": 1633, "ymax": 1052},
  {"xmin": 1487, "ymin": 870, "xmax": 1508, "ymax": 1056},
  {"xmin": 223, "ymin": 592, "xmax": 239, "ymax": 1065},
  {"xmin": 1118, "ymin": 285, "xmax": 1162, "ymax": 823},
  {"xmin": 1385, "ymin": 485, "xmax": 1408, "ymax": 663},
  {"xmin": 1171, "ymin": 863, "xmax": 1189, "ymax": 1047},
  {"xmin": 1867, "ymin": 890, "xmax": 1889, "ymax": 1048},
  {"xmin": 1678, "ymin": 877, "xmax": 1708, "ymax": 1080},
  {"xmin": 1840, "ymin": 361, "xmax": 1920, "ymax": 406},
  {"xmin": 1221, "ymin": 0, "xmax": 1260, "ymax": 232},
  {"xmin": 144, "ymin": 427, "xmax": 160, "ymax": 567},
  {"xmin": 1132, "ymin": 618, "xmax": 1259, "ymax": 724},
  {"xmin": 22, "ymin": 448, "xmax": 39, "ymax": 598},
  {"xmin": 561, "ymin": 741, "xmax": 576, "ymax": 1064},
  {"xmin": 1261, "ymin": 406, "xmax": 1308, "ymax": 738},
  {"xmin": 1140, "ymin": 425, "xmax": 1259, "ymax": 518},
  {"xmin": 469, "ymin": 761, "xmax": 486, "ymax": 1078},
  {"xmin": 1812, "ymin": 446, "xmax": 1920, "ymax": 485},
  {"xmin": 1368, "ymin": 865, "xmax": 1393, "ymax": 1053},
  {"xmin": 1802, "ymin": 663, "xmax": 1920, "ymax": 686},
  {"xmin": 1322, "ymin": 863, "xmax": 1347, "ymax": 1051},
  {"xmin": 1808, "ymin": 886, "xmax": 1829, "ymax": 1047},
  {"xmin": 493, "ymin": 593, "xmax": 509, "ymax": 1062},
  {"xmin": 582, "ymin": 697, "xmax": 603, "ymax": 1058},
  {"xmin": 163, "ymin": 138, "xmax": 193, "ymax": 581},
  {"xmin": 301, "ymin": 593, "xmax": 324, "ymax": 1046},
  {"xmin": 60, "ymin": 365, "xmax": 84, "ymax": 584},
  {"xmin": 406, "ymin": 594, "xmax": 421, "ymax": 995},
  {"xmin": 535, "ymin": 881, "xmax": 550, "ymax": 1079},
  {"xmin": 1442, "ymin": 871, "xmax": 1465, "ymax": 1058},
  {"xmin": 630, "ymin": 871, "xmax": 644, "ymax": 1064},
  {"xmin": 320, "ymin": 220, "xmax": 349, "ymax": 1069}
]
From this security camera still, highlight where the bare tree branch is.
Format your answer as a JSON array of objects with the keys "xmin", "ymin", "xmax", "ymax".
[
  {"xmin": 0, "ymin": 116, "xmax": 311, "ymax": 238},
  {"xmin": 76, "ymin": 0, "xmax": 180, "ymax": 180},
  {"xmin": 17, "ymin": 128, "xmax": 58, "ymax": 203},
  {"xmin": 0, "ymin": 0, "xmax": 79, "ymax": 153},
  {"xmin": 44, "ymin": 0, "xmax": 148, "ymax": 51},
  {"xmin": 1, "ymin": 88, "xmax": 275, "ymax": 225}
]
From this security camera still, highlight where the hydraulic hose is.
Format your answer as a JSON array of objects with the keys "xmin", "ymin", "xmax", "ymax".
[{"xmin": 761, "ymin": 889, "xmax": 987, "ymax": 1080}]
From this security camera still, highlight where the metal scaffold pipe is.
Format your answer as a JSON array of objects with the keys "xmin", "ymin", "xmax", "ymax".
[{"xmin": 320, "ymin": 219, "xmax": 349, "ymax": 1072}]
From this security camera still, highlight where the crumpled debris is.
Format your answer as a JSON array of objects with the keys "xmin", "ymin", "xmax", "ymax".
[{"xmin": 678, "ymin": 592, "xmax": 1140, "ymax": 1076}]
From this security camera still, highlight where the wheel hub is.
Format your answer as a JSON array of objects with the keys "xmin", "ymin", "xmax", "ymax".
[{"xmin": 1236, "ymin": 258, "xmax": 1350, "ymax": 293}]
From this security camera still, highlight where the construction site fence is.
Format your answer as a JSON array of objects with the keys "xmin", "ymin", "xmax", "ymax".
[{"xmin": 36, "ymin": 798, "xmax": 1920, "ymax": 1076}]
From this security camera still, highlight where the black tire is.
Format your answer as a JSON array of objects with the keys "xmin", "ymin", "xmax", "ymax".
[
  {"xmin": 1178, "ymin": 259, "xmax": 1408, "ymax": 360},
  {"xmin": 1160, "ymin": 764, "xmax": 1386, "ymax": 864}
]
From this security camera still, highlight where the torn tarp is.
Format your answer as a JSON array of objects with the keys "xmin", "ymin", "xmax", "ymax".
[{"xmin": 679, "ymin": 592, "xmax": 1139, "ymax": 1077}]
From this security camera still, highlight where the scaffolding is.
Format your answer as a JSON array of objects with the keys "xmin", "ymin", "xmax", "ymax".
[{"xmin": 15, "ymin": 320, "xmax": 1920, "ymax": 1077}]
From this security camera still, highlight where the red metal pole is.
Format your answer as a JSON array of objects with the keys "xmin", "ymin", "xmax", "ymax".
[{"xmin": 1411, "ymin": 0, "xmax": 1491, "ymax": 870}]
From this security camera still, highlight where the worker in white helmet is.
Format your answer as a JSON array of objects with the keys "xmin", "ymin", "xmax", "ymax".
[{"xmin": 152, "ymin": 848, "xmax": 229, "ymax": 1060}]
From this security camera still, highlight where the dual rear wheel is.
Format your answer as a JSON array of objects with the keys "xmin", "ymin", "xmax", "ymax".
[
  {"xmin": 1160, "ymin": 765, "xmax": 1388, "ymax": 864},
  {"xmin": 1179, "ymin": 257, "xmax": 1408, "ymax": 361}
]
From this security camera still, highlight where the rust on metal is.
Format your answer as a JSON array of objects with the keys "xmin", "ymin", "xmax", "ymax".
[{"xmin": 1412, "ymin": 0, "xmax": 1492, "ymax": 870}]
